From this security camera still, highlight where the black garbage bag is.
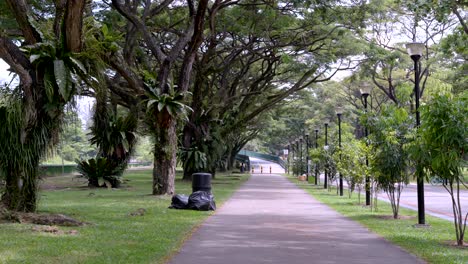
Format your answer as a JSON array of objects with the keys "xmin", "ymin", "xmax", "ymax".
[
  {"xmin": 188, "ymin": 191, "xmax": 216, "ymax": 211},
  {"xmin": 169, "ymin": 194, "xmax": 189, "ymax": 209}
]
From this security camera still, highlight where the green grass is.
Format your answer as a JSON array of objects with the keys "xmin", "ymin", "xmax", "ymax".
[
  {"xmin": 288, "ymin": 175, "xmax": 468, "ymax": 264},
  {"xmin": 0, "ymin": 170, "xmax": 248, "ymax": 264}
]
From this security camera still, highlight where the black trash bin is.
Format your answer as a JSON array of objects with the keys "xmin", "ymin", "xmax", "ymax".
[{"xmin": 192, "ymin": 173, "xmax": 212, "ymax": 194}]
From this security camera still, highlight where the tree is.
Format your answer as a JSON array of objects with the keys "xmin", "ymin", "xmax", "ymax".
[
  {"xmin": 88, "ymin": 88, "xmax": 138, "ymax": 183},
  {"xmin": 368, "ymin": 105, "xmax": 412, "ymax": 219},
  {"xmin": 180, "ymin": 1, "xmax": 368, "ymax": 179},
  {"xmin": 335, "ymin": 134, "xmax": 367, "ymax": 200},
  {"xmin": 410, "ymin": 93, "xmax": 467, "ymax": 245},
  {"xmin": 99, "ymin": 0, "xmax": 211, "ymax": 195},
  {"xmin": 0, "ymin": 0, "xmax": 88, "ymax": 212}
]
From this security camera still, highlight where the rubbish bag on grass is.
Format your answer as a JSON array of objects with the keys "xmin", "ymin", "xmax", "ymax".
[
  {"xmin": 169, "ymin": 194, "xmax": 189, "ymax": 209},
  {"xmin": 188, "ymin": 191, "xmax": 216, "ymax": 211}
]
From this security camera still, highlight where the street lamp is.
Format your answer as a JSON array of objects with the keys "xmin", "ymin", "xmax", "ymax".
[
  {"xmin": 360, "ymin": 82, "xmax": 372, "ymax": 206},
  {"xmin": 324, "ymin": 121, "xmax": 329, "ymax": 189},
  {"xmin": 336, "ymin": 107, "xmax": 344, "ymax": 196},
  {"xmin": 295, "ymin": 139, "xmax": 299, "ymax": 176},
  {"xmin": 406, "ymin": 42, "xmax": 426, "ymax": 225},
  {"xmin": 305, "ymin": 132, "xmax": 310, "ymax": 181},
  {"xmin": 314, "ymin": 128, "xmax": 319, "ymax": 185},
  {"xmin": 299, "ymin": 137, "xmax": 303, "ymax": 176},
  {"xmin": 286, "ymin": 144, "xmax": 290, "ymax": 174}
]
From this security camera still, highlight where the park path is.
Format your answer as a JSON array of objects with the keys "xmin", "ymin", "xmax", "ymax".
[{"xmin": 168, "ymin": 171, "xmax": 423, "ymax": 264}]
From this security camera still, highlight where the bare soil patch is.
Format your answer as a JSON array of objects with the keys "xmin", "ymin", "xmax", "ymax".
[
  {"xmin": 31, "ymin": 225, "xmax": 79, "ymax": 235},
  {"xmin": 443, "ymin": 240, "xmax": 468, "ymax": 249},
  {"xmin": 0, "ymin": 206, "xmax": 87, "ymax": 226},
  {"xmin": 375, "ymin": 215, "xmax": 416, "ymax": 220}
]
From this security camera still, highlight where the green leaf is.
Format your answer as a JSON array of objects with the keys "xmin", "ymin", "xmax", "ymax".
[
  {"xmin": 158, "ymin": 102, "xmax": 165, "ymax": 112},
  {"xmin": 54, "ymin": 59, "xmax": 70, "ymax": 100},
  {"xmin": 146, "ymin": 99, "xmax": 158, "ymax": 110},
  {"xmin": 44, "ymin": 67, "xmax": 55, "ymax": 102},
  {"xmin": 102, "ymin": 24, "xmax": 109, "ymax": 37},
  {"xmin": 30, "ymin": 54, "xmax": 41, "ymax": 64},
  {"xmin": 69, "ymin": 57, "xmax": 87, "ymax": 74}
]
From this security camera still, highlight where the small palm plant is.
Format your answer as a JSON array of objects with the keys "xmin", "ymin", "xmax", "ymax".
[{"xmin": 76, "ymin": 158, "xmax": 122, "ymax": 188}]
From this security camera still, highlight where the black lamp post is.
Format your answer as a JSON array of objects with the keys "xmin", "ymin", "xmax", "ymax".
[
  {"xmin": 305, "ymin": 132, "xmax": 310, "ymax": 181},
  {"xmin": 286, "ymin": 144, "xmax": 290, "ymax": 174},
  {"xmin": 314, "ymin": 128, "xmax": 319, "ymax": 185},
  {"xmin": 324, "ymin": 121, "xmax": 329, "ymax": 189},
  {"xmin": 406, "ymin": 42, "xmax": 426, "ymax": 225},
  {"xmin": 299, "ymin": 137, "xmax": 303, "ymax": 176},
  {"xmin": 336, "ymin": 107, "xmax": 344, "ymax": 196},
  {"xmin": 360, "ymin": 83, "xmax": 372, "ymax": 206},
  {"xmin": 295, "ymin": 139, "xmax": 299, "ymax": 176}
]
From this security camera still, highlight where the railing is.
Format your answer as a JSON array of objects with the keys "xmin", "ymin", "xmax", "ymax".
[
  {"xmin": 237, "ymin": 150, "xmax": 286, "ymax": 168},
  {"xmin": 39, "ymin": 164, "xmax": 77, "ymax": 176}
]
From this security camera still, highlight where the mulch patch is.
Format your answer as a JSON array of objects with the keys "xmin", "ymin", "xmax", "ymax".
[{"xmin": 375, "ymin": 215, "xmax": 416, "ymax": 220}]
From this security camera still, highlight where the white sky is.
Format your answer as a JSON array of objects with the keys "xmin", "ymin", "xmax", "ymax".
[{"xmin": 0, "ymin": 59, "xmax": 13, "ymax": 84}]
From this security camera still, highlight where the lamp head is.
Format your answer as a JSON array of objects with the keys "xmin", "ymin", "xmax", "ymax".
[
  {"xmin": 336, "ymin": 106, "xmax": 344, "ymax": 116},
  {"xmin": 360, "ymin": 82, "xmax": 372, "ymax": 97},
  {"xmin": 406, "ymin": 42, "xmax": 424, "ymax": 57}
]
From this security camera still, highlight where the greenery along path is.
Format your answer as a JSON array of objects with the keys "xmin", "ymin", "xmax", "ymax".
[
  {"xmin": 289, "ymin": 175, "xmax": 468, "ymax": 264},
  {"xmin": 0, "ymin": 170, "xmax": 248, "ymax": 264},
  {"xmin": 169, "ymin": 172, "xmax": 422, "ymax": 264}
]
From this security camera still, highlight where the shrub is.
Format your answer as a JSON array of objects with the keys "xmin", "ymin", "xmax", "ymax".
[{"xmin": 76, "ymin": 158, "xmax": 123, "ymax": 188}]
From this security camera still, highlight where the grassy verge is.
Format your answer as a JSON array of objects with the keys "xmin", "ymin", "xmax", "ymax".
[
  {"xmin": 287, "ymin": 174, "xmax": 468, "ymax": 264},
  {"xmin": 0, "ymin": 170, "xmax": 248, "ymax": 264}
]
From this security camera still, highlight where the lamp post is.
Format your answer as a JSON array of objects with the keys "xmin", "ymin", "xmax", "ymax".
[
  {"xmin": 314, "ymin": 128, "xmax": 319, "ymax": 185},
  {"xmin": 360, "ymin": 83, "xmax": 372, "ymax": 206},
  {"xmin": 324, "ymin": 121, "xmax": 329, "ymax": 189},
  {"xmin": 406, "ymin": 42, "xmax": 426, "ymax": 225},
  {"xmin": 286, "ymin": 144, "xmax": 290, "ymax": 174},
  {"xmin": 336, "ymin": 107, "xmax": 344, "ymax": 196},
  {"xmin": 295, "ymin": 139, "xmax": 299, "ymax": 176},
  {"xmin": 305, "ymin": 132, "xmax": 310, "ymax": 181},
  {"xmin": 299, "ymin": 137, "xmax": 303, "ymax": 176}
]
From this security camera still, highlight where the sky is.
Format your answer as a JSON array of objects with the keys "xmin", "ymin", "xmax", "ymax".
[{"xmin": 0, "ymin": 59, "xmax": 12, "ymax": 84}]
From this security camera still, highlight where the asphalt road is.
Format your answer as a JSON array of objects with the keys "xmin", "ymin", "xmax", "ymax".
[
  {"xmin": 311, "ymin": 168, "xmax": 468, "ymax": 222},
  {"xmin": 251, "ymin": 157, "xmax": 466, "ymax": 222}
]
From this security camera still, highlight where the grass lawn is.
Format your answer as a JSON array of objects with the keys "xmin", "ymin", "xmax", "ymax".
[
  {"xmin": 0, "ymin": 170, "xmax": 248, "ymax": 264},
  {"xmin": 289, "ymin": 175, "xmax": 468, "ymax": 264}
]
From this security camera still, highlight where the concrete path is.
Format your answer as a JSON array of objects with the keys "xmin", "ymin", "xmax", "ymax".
[{"xmin": 168, "ymin": 173, "xmax": 423, "ymax": 264}]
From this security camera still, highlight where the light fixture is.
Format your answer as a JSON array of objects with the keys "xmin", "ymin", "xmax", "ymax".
[{"xmin": 405, "ymin": 42, "xmax": 425, "ymax": 57}]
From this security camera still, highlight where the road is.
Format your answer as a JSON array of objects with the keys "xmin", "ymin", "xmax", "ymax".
[
  {"xmin": 318, "ymin": 173, "xmax": 468, "ymax": 222},
  {"xmin": 250, "ymin": 157, "xmax": 467, "ymax": 222},
  {"xmin": 382, "ymin": 182, "xmax": 468, "ymax": 222}
]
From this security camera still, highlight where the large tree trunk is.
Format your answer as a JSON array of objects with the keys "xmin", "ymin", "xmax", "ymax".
[
  {"xmin": 1, "ymin": 167, "xmax": 21, "ymax": 210},
  {"xmin": 0, "ymin": 0, "xmax": 86, "ymax": 212},
  {"xmin": 152, "ymin": 120, "xmax": 177, "ymax": 195}
]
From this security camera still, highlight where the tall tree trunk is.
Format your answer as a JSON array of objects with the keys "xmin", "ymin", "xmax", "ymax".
[
  {"xmin": 152, "ymin": 120, "xmax": 177, "ymax": 195},
  {"xmin": 0, "ymin": 0, "xmax": 86, "ymax": 212},
  {"xmin": 1, "ymin": 167, "xmax": 21, "ymax": 210}
]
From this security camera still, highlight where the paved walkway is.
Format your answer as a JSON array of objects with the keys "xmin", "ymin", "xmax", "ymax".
[{"xmin": 168, "ymin": 173, "xmax": 424, "ymax": 264}]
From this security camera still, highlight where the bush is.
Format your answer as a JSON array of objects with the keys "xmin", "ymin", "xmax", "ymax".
[{"xmin": 76, "ymin": 158, "xmax": 123, "ymax": 188}]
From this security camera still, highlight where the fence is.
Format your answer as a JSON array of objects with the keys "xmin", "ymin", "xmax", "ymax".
[{"xmin": 237, "ymin": 150, "xmax": 286, "ymax": 169}]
